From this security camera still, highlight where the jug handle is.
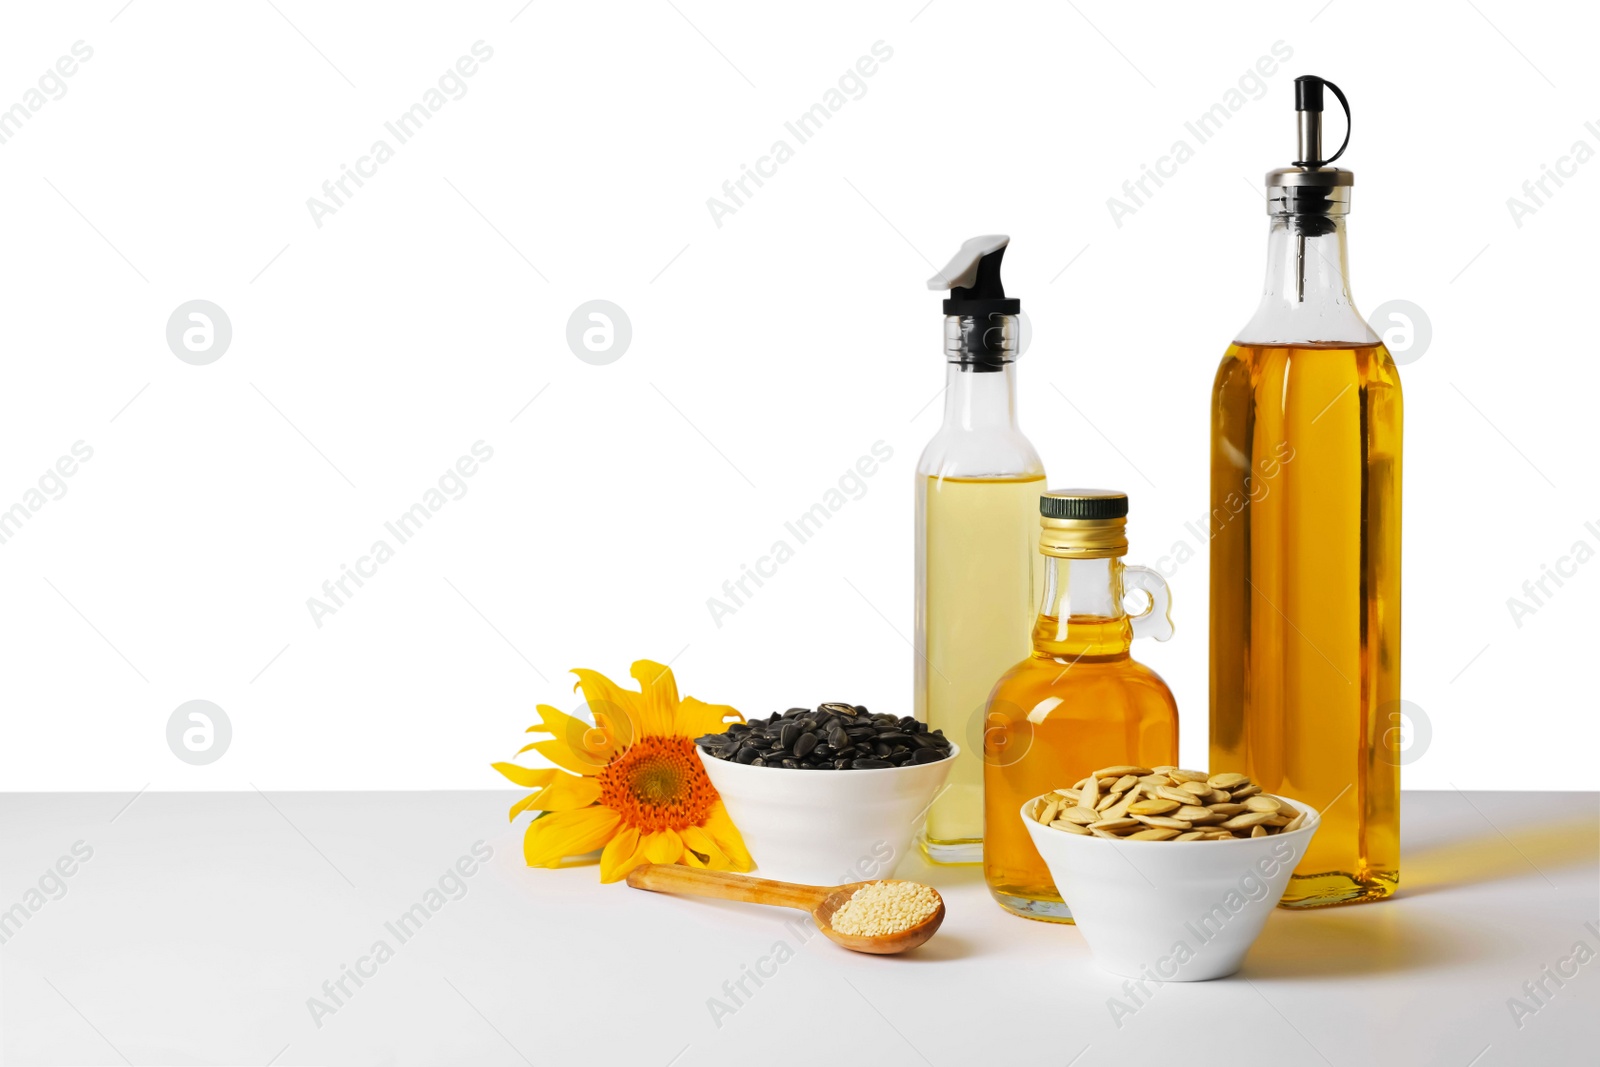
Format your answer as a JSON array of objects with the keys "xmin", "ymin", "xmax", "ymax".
[{"xmin": 1124, "ymin": 565, "xmax": 1174, "ymax": 642}]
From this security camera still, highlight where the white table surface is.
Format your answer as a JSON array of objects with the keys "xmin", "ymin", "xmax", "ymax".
[{"xmin": 2, "ymin": 790, "xmax": 1596, "ymax": 1066}]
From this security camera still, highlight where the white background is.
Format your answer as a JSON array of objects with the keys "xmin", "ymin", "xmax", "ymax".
[{"xmin": 1, "ymin": 0, "xmax": 1595, "ymax": 792}]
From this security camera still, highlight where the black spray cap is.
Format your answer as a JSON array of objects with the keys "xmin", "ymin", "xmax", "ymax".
[{"xmin": 927, "ymin": 235, "xmax": 1021, "ymax": 316}]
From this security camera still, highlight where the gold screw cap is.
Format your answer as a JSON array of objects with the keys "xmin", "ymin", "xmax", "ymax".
[{"xmin": 1039, "ymin": 489, "xmax": 1129, "ymax": 559}]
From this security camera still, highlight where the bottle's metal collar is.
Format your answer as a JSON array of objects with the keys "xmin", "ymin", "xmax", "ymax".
[
  {"xmin": 943, "ymin": 313, "xmax": 1018, "ymax": 369},
  {"xmin": 1267, "ymin": 76, "xmax": 1355, "ymax": 217}
]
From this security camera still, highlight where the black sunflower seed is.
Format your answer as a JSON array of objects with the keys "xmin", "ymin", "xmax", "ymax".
[{"xmin": 696, "ymin": 703, "xmax": 952, "ymax": 770}]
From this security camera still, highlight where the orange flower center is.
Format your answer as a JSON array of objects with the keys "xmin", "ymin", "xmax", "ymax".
[{"xmin": 597, "ymin": 735, "xmax": 716, "ymax": 833}]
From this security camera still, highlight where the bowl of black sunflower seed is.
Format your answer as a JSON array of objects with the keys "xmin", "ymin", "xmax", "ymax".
[{"xmin": 695, "ymin": 703, "xmax": 956, "ymax": 885}]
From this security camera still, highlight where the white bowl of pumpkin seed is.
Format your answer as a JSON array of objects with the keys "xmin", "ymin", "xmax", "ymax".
[{"xmin": 1022, "ymin": 766, "xmax": 1320, "ymax": 982}]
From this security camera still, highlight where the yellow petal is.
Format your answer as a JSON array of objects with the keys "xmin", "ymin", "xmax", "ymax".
[
  {"xmin": 599, "ymin": 826, "xmax": 648, "ymax": 883},
  {"xmin": 491, "ymin": 763, "xmax": 557, "ymax": 789},
  {"xmin": 674, "ymin": 696, "xmax": 744, "ymax": 739},
  {"xmin": 528, "ymin": 704, "xmax": 619, "ymax": 767},
  {"xmin": 534, "ymin": 703, "xmax": 620, "ymax": 755},
  {"xmin": 523, "ymin": 774, "xmax": 602, "ymax": 813},
  {"xmin": 628, "ymin": 660, "xmax": 682, "ymax": 736},
  {"xmin": 681, "ymin": 825, "xmax": 728, "ymax": 867},
  {"xmin": 703, "ymin": 851, "xmax": 739, "ymax": 872},
  {"xmin": 571, "ymin": 669, "xmax": 643, "ymax": 746},
  {"xmin": 701, "ymin": 803, "xmax": 753, "ymax": 870},
  {"xmin": 523, "ymin": 807, "xmax": 621, "ymax": 868},
  {"xmin": 509, "ymin": 791, "xmax": 542, "ymax": 821},
  {"xmin": 528, "ymin": 739, "xmax": 608, "ymax": 778},
  {"xmin": 641, "ymin": 828, "xmax": 685, "ymax": 865}
]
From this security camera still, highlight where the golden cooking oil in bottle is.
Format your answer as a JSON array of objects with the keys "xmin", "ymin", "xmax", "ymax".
[
  {"xmin": 984, "ymin": 490, "xmax": 1178, "ymax": 920},
  {"xmin": 1210, "ymin": 76, "xmax": 1401, "ymax": 907},
  {"xmin": 916, "ymin": 236, "xmax": 1045, "ymax": 864}
]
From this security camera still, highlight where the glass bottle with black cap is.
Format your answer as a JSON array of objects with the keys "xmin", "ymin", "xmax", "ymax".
[
  {"xmin": 982, "ymin": 489, "xmax": 1178, "ymax": 921},
  {"xmin": 916, "ymin": 236, "xmax": 1046, "ymax": 865},
  {"xmin": 1210, "ymin": 75, "xmax": 1401, "ymax": 907}
]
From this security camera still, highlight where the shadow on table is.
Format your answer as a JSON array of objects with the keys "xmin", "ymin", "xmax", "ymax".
[
  {"xmin": 1242, "ymin": 905, "xmax": 1498, "ymax": 979},
  {"xmin": 1400, "ymin": 813, "xmax": 1598, "ymax": 899},
  {"xmin": 1242, "ymin": 811, "xmax": 1598, "ymax": 979},
  {"xmin": 885, "ymin": 932, "xmax": 979, "ymax": 962}
]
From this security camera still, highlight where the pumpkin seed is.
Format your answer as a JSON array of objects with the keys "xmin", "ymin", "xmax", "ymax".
[
  {"xmin": 1094, "ymin": 765, "xmax": 1153, "ymax": 778},
  {"xmin": 1031, "ymin": 772, "xmax": 1312, "ymax": 843},
  {"xmin": 1101, "ymin": 795, "xmax": 1135, "ymax": 820},
  {"xmin": 1128, "ymin": 798, "xmax": 1180, "ymax": 815}
]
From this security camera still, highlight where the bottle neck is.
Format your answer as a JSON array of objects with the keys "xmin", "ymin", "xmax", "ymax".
[
  {"xmin": 941, "ymin": 361, "xmax": 1020, "ymax": 430},
  {"xmin": 1237, "ymin": 214, "xmax": 1377, "ymax": 345},
  {"xmin": 1033, "ymin": 555, "xmax": 1132, "ymax": 659}
]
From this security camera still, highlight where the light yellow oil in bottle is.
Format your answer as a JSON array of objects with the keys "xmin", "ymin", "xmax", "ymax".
[
  {"xmin": 1210, "ymin": 341, "xmax": 1402, "ymax": 906},
  {"xmin": 917, "ymin": 474, "xmax": 1045, "ymax": 860}
]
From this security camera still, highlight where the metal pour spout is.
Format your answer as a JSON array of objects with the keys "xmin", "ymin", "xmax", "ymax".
[{"xmin": 1281, "ymin": 75, "xmax": 1352, "ymax": 301}]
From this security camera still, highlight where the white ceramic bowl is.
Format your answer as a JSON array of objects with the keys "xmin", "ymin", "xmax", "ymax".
[
  {"xmin": 1023, "ymin": 793, "xmax": 1321, "ymax": 981},
  {"xmin": 698, "ymin": 745, "xmax": 957, "ymax": 886}
]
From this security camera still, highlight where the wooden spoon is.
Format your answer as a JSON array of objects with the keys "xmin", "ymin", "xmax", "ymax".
[{"xmin": 625, "ymin": 864, "xmax": 945, "ymax": 955}]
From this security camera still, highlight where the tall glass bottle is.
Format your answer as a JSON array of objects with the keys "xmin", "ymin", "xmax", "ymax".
[
  {"xmin": 1210, "ymin": 77, "xmax": 1402, "ymax": 907},
  {"xmin": 916, "ymin": 235, "xmax": 1045, "ymax": 864},
  {"xmin": 984, "ymin": 490, "xmax": 1177, "ymax": 920}
]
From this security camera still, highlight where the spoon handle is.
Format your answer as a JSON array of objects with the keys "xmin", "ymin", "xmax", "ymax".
[{"xmin": 626, "ymin": 864, "xmax": 832, "ymax": 912}]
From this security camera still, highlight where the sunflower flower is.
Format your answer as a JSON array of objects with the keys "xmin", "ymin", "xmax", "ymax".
[{"xmin": 492, "ymin": 659, "xmax": 753, "ymax": 882}]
